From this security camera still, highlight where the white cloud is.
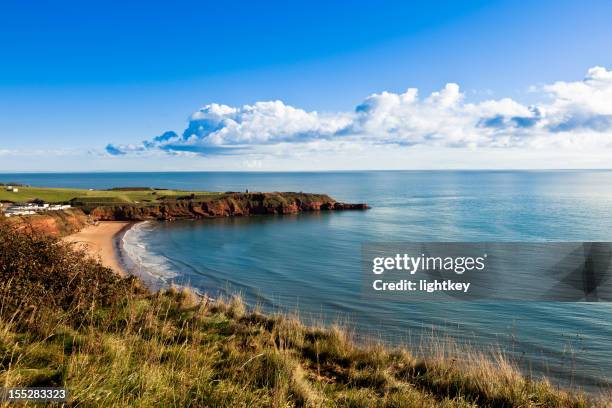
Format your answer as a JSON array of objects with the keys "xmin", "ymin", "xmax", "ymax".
[{"xmin": 106, "ymin": 65, "xmax": 612, "ymax": 157}]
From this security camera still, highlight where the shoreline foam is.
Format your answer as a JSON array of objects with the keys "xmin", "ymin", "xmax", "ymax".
[
  {"xmin": 65, "ymin": 220, "xmax": 198, "ymax": 294},
  {"xmin": 119, "ymin": 221, "xmax": 179, "ymax": 290}
]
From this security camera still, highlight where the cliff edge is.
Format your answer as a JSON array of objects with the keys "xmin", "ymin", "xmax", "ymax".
[
  {"xmin": 5, "ymin": 208, "xmax": 89, "ymax": 236},
  {"xmin": 84, "ymin": 192, "xmax": 369, "ymax": 221}
]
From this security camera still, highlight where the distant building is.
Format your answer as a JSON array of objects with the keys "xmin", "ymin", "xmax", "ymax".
[{"xmin": 2, "ymin": 203, "xmax": 71, "ymax": 217}]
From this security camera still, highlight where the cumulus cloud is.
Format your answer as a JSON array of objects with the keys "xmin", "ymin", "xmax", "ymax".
[{"xmin": 106, "ymin": 66, "xmax": 612, "ymax": 156}]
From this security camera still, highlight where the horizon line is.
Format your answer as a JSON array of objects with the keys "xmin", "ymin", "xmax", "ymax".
[{"xmin": 2, "ymin": 168, "xmax": 612, "ymax": 175}]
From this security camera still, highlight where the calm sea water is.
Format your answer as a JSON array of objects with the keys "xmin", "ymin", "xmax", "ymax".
[{"xmin": 4, "ymin": 171, "xmax": 612, "ymax": 391}]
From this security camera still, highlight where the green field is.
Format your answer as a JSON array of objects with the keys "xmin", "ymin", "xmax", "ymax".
[{"xmin": 0, "ymin": 185, "xmax": 214, "ymax": 204}]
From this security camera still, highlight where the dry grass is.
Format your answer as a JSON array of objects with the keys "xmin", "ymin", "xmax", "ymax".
[{"xmin": 0, "ymin": 221, "xmax": 607, "ymax": 407}]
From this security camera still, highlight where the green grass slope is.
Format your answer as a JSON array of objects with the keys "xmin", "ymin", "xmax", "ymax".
[{"xmin": 0, "ymin": 185, "xmax": 213, "ymax": 204}]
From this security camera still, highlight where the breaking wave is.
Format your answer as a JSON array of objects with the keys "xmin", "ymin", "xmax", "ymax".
[{"xmin": 120, "ymin": 222, "xmax": 178, "ymax": 289}]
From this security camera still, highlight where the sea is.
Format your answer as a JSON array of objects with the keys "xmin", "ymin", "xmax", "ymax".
[{"xmin": 3, "ymin": 170, "xmax": 611, "ymax": 392}]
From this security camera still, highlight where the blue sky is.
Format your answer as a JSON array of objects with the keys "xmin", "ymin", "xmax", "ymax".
[{"xmin": 1, "ymin": 0, "xmax": 612, "ymax": 171}]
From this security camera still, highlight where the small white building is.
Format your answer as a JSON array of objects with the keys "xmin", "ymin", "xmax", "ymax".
[
  {"xmin": 3, "ymin": 203, "xmax": 71, "ymax": 216},
  {"xmin": 4, "ymin": 207, "xmax": 36, "ymax": 216}
]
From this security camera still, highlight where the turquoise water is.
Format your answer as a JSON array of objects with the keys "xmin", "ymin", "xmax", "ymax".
[{"xmin": 4, "ymin": 171, "xmax": 612, "ymax": 391}]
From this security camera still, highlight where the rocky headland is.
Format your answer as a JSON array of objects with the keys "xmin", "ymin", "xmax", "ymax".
[{"xmin": 86, "ymin": 192, "xmax": 369, "ymax": 221}]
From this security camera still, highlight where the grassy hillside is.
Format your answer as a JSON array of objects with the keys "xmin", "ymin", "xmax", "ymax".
[
  {"xmin": 0, "ymin": 221, "xmax": 606, "ymax": 407},
  {"xmin": 0, "ymin": 186, "xmax": 330, "ymax": 208},
  {"xmin": 0, "ymin": 185, "xmax": 214, "ymax": 204}
]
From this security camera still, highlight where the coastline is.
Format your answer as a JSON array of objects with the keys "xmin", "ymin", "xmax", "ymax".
[
  {"xmin": 63, "ymin": 221, "xmax": 135, "ymax": 276},
  {"xmin": 4, "ymin": 218, "xmax": 600, "ymax": 406},
  {"xmin": 74, "ymin": 219, "xmax": 190, "ymax": 292}
]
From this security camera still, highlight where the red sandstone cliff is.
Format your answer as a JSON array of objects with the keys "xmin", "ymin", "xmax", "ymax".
[
  {"xmin": 87, "ymin": 192, "xmax": 368, "ymax": 221},
  {"xmin": 5, "ymin": 209, "xmax": 89, "ymax": 236}
]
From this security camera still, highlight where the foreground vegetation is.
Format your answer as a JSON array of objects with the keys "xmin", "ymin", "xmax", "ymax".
[{"xmin": 0, "ymin": 222, "xmax": 607, "ymax": 407}]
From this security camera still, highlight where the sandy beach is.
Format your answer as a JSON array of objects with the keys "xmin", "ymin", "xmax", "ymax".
[{"xmin": 63, "ymin": 221, "xmax": 131, "ymax": 276}]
